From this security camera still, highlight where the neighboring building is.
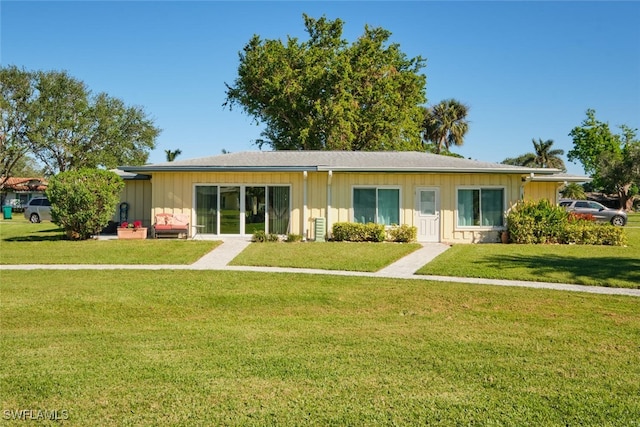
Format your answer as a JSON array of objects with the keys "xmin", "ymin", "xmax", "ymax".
[
  {"xmin": 1, "ymin": 177, "xmax": 48, "ymax": 209},
  {"xmin": 119, "ymin": 151, "xmax": 589, "ymax": 243}
]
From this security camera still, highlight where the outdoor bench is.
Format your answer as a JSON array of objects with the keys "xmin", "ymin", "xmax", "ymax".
[{"xmin": 153, "ymin": 213, "xmax": 189, "ymax": 239}]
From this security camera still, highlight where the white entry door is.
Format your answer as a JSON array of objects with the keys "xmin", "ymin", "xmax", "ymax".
[{"xmin": 415, "ymin": 188, "xmax": 440, "ymax": 242}]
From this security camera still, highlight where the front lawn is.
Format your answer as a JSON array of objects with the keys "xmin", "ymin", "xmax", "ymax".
[
  {"xmin": 417, "ymin": 214, "xmax": 640, "ymax": 288},
  {"xmin": 230, "ymin": 241, "xmax": 421, "ymax": 272},
  {"xmin": 0, "ymin": 218, "xmax": 220, "ymax": 265},
  {"xmin": 1, "ymin": 270, "xmax": 638, "ymax": 425}
]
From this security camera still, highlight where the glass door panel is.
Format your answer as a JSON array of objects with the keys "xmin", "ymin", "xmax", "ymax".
[
  {"xmin": 220, "ymin": 186, "xmax": 240, "ymax": 234},
  {"xmin": 377, "ymin": 189, "xmax": 399, "ymax": 225},
  {"xmin": 245, "ymin": 187, "xmax": 266, "ymax": 234},
  {"xmin": 195, "ymin": 186, "xmax": 218, "ymax": 234},
  {"xmin": 268, "ymin": 186, "xmax": 290, "ymax": 234}
]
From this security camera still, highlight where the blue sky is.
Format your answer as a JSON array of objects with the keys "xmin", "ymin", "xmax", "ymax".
[{"xmin": 2, "ymin": 1, "xmax": 639, "ymax": 175}]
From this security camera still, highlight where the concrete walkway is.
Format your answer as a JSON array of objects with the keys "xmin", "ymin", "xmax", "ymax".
[{"xmin": 3, "ymin": 238, "xmax": 639, "ymax": 297}]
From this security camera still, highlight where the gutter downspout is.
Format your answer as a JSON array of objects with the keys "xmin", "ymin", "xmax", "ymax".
[
  {"xmin": 303, "ymin": 171, "xmax": 308, "ymax": 240},
  {"xmin": 520, "ymin": 172, "xmax": 534, "ymax": 200},
  {"xmin": 327, "ymin": 170, "xmax": 333, "ymax": 238}
]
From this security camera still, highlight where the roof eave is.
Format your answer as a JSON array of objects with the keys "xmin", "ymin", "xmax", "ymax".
[
  {"xmin": 529, "ymin": 176, "xmax": 593, "ymax": 183},
  {"xmin": 119, "ymin": 166, "xmax": 317, "ymax": 173},
  {"xmin": 120, "ymin": 165, "xmax": 565, "ymax": 175},
  {"xmin": 318, "ymin": 166, "xmax": 561, "ymax": 174}
]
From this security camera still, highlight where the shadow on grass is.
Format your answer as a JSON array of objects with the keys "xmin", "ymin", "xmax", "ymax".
[
  {"xmin": 483, "ymin": 253, "xmax": 640, "ymax": 288},
  {"xmin": 3, "ymin": 227, "xmax": 66, "ymax": 242}
]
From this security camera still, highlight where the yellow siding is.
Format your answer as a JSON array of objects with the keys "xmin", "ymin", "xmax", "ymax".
[
  {"xmin": 524, "ymin": 182, "xmax": 560, "ymax": 203},
  {"xmin": 118, "ymin": 180, "xmax": 152, "ymax": 227},
  {"xmin": 148, "ymin": 171, "xmax": 305, "ymax": 237},
  {"xmin": 315, "ymin": 172, "xmax": 523, "ymax": 244},
  {"xmin": 140, "ymin": 169, "xmax": 562, "ymax": 243}
]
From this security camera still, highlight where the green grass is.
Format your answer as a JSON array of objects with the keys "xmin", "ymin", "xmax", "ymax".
[
  {"xmin": 1, "ymin": 270, "xmax": 638, "ymax": 425},
  {"xmin": 230, "ymin": 241, "xmax": 421, "ymax": 271},
  {"xmin": 417, "ymin": 213, "xmax": 640, "ymax": 288},
  {"xmin": 0, "ymin": 218, "xmax": 220, "ymax": 265},
  {"xmin": 627, "ymin": 211, "xmax": 640, "ymax": 227}
]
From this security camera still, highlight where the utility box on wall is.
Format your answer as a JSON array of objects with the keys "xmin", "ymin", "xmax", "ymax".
[{"xmin": 314, "ymin": 217, "xmax": 326, "ymax": 242}]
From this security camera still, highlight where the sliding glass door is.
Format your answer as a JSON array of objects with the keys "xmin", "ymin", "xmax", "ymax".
[{"xmin": 195, "ymin": 185, "xmax": 290, "ymax": 235}]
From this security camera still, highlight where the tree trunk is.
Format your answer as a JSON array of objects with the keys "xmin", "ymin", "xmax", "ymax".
[{"xmin": 618, "ymin": 184, "xmax": 633, "ymax": 211}]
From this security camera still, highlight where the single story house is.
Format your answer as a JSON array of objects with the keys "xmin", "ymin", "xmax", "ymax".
[
  {"xmin": 1, "ymin": 177, "xmax": 48, "ymax": 209},
  {"xmin": 118, "ymin": 151, "xmax": 589, "ymax": 243}
]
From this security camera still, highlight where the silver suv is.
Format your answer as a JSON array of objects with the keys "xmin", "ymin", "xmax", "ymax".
[
  {"xmin": 559, "ymin": 199, "xmax": 627, "ymax": 226},
  {"xmin": 23, "ymin": 197, "xmax": 52, "ymax": 223}
]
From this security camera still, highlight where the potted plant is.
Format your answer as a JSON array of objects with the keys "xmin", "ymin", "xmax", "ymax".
[{"xmin": 117, "ymin": 220, "xmax": 148, "ymax": 239}]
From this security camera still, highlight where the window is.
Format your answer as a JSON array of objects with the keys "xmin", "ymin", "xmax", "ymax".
[
  {"xmin": 457, "ymin": 188, "xmax": 504, "ymax": 227},
  {"xmin": 353, "ymin": 187, "xmax": 399, "ymax": 225}
]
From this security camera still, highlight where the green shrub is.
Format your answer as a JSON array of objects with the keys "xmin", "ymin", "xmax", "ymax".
[
  {"xmin": 252, "ymin": 231, "xmax": 281, "ymax": 242},
  {"xmin": 507, "ymin": 199, "xmax": 627, "ymax": 246},
  {"xmin": 388, "ymin": 224, "xmax": 417, "ymax": 242},
  {"xmin": 267, "ymin": 233, "xmax": 280, "ymax": 242},
  {"xmin": 47, "ymin": 169, "xmax": 124, "ymax": 240},
  {"xmin": 286, "ymin": 233, "xmax": 303, "ymax": 243},
  {"xmin": 332, "ymin": 222, "xmax": 385, "ymax": 242},
  {"xmin": 563, "ymin": 222, "xmax": 627, "ymax": 246},
  {"xmin": 364, "ymin": 223, "xmax": 386, "ymax": 242},
  {"xmin": 252, "ymin": 230, "xmax": 267, "ymax": 242},
  {"xmin": 507, "ymin": 199, "xmax": 569, "ymax": 244},
  {"xmin": 332, "ymin": 222, "xmax": 361, "ymax": 242}
]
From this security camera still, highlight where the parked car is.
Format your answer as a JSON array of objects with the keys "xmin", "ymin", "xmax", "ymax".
[
  {"xmin": 23, "ymin": 197, "xmax": 52, "ymax": 223},
  {"xmin": 559, "ymin": 199, "xmax": 627, "ymax": 226}
]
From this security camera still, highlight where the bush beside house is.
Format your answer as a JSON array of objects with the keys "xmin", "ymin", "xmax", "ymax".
[
  {"xmin": 47, "ymin": 169, "xmax": 124, "ymax": 240},
  {"xmin": 507, "ymin": 199, "xmax": 626, "ymax": 246},
  {"xmin": 332, "ymin": 222, "xmax": 417, "ymax": 243}
]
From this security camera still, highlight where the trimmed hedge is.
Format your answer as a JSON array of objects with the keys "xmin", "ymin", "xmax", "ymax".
[
  {"xmin": 388, "ymin": 224, "xmax": 418, "ymax": 243},
  {"xmin": 332, "ymin": 222, "xmax": 417, "ymax": 243},
  {"xmin": 507, "ymin": 199, "xmax": 627, "ymax": 246},
  {"xmin": 252, "ymin": 230, "xmax": 279, "ymax": 242},
  {"xmin": 563, "ymin": 221, "xmax": 627, "ymax": 246},
  {"xmin": 332, "ymin": 222, "xmax": 386, "ymax": 242}
]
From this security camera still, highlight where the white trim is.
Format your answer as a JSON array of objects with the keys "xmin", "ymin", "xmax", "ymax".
[{"xmin": 415, "ymin": 187, "xmax": 441, "ymax": 243}]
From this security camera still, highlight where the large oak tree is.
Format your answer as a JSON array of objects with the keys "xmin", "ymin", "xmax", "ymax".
[
  {"xmin": 568, "ymin": 109, "xmax": 639, "ymax": 210},
  {"xmin": 224, "ymin": 14, "xmax": 427, "ymax": 151},
  {"xmin": 0, "ymin": 65, "xmax": 33, "ymax": 189},
  {"xmin": 0, "ymin": 66, "xmax": 160, "ymax": 176}
]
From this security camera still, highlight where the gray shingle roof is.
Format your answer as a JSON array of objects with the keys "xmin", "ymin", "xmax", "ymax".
[{"xmin": 121, "ymin": 150, "xmax": 571, "ymax": 175}]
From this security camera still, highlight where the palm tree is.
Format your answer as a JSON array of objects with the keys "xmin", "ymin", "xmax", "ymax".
[
  {"xmin": 165, "ymin": 149, "xmax": 182, "ymax": 162},
  {"xmin": 531, "ymin": 138, "xmax": 565, "ymax": 170},
  {"xmin": 501, "ymin": 139, "xmax": 566, "ymax": 171},
  {"xmin": 560, "ymin": 183, "xmax": 586, "ymax": 200},
  {"xmin": 501, "ymin": 153, "xmax": 536, "ymax": 167},
  {"xmin": 422, "ymin": 99, "xmax": 470, "ymax": 154}
]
